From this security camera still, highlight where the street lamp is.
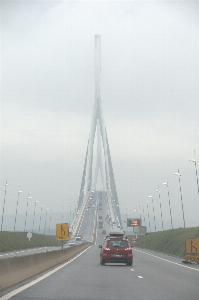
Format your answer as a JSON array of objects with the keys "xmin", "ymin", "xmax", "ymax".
[
  {"xmin": 174, "ymin": 170, "xmax": 185, "ymax": 228},
  {"xmin": 189, "ymin": 158, "xmax": 199, "ymax": 197},
  {"xmin": 141, "ymin": 204, "xmax": 146, "ymax": 225},
  {"xmin": 156, "ymin": 188, "xmax": 164, "ymax": 231},
  {"xmin": 49, "ymin": 208, "xmax": 52, "ymax": 234},
  {"xmin": 24, "ymin": 194, "xmax": 32, "ymax": 232},
  {"xmin": 32, "ymin": 201, "xmax": 39, "ymax": 232},
  {"xmin": 62, "ymin": 206, "xmax": 64, "ymax": 223},
  {"xmin": 1, "ymin": 181, "xmax": 10, "ymax": 231},
  {"xmin": 146, "ymin": 201, "xmax": 151, "ymax": 233},
  {"xmin": 44, "ymin": 208, "xmax": 49, "ymax": 235},
  {"xmin": 14, "ymin": 190, "xmax": 23, "ymax": 232},
  {"xmin": 149, "ymin": 196, "xmax": 156, "ymax": 232},
  {"xmin": 39, "ymin": 205, "xmax": 44, "ymax": 233},
  {"xmin": 163, "ymin": 183, "xmax": 173, "ymax": 229}
]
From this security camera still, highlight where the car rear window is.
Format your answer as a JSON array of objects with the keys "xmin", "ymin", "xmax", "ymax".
[{"xmin": 107, "ymin": 240, "xmax": 128, "ymax": 248}]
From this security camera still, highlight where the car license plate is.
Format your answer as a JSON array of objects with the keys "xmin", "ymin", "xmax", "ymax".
[{"xmin": 112, "ymin": 254, "xmax": 122, "ymax": 257}]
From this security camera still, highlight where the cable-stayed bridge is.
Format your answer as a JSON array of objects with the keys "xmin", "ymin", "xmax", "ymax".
[{"xmin": 72, "ymin": 35, "xmax": 122, "ymax": 239}]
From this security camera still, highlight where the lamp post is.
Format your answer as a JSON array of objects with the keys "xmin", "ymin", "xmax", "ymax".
[
  {"xmin": 189, "ymin": 158, "xmax": 199, "ymax": 197},
  {"xmin": 1, "ymin": 181, "xmax": 10, "ymax": 231},
  {"xmin": 32, "ymin": 201, "xmax": 39, "ymax": 232},
  {"xmin": 156, "ymin": 188, "xmax": 164, "ymax": 231},
  {"xmin": 163, "ymin": 183, "xmax": 173, "ymax": 229},
  {"xmin": 14, "ymin": 190, "xmax": 23, "ymax": 232},
  {"xmin": 146, "ymin": 201, "xmax": 151, "ymax": 233},
  {"xmin": 49, "ymin": 208, "xmax": 52, "ymax": 234},
  {"xmin": 62, "ymin": 206, "xmax": 64, "ymax": 223},
  {"xmin": 44, "ymin": 208, "xmax": 49, "ymax": 235},
  {"xmin": 24, "ymin": 194, "xmax": 32, "ymax": 232},
  {"xmin": 149, "ymin": 195, "xmax": 156, "ymax": 232},
  {"xmin": 39, "ymin": 205, "xmax": 44, "ymax": 233},
  {"xmin": 141, "ymin": 204, "xmax": 146, "ymax": 225},
  {"xmin": 174, "ymin": 170, "xmax": 185, "ymax": 228}
]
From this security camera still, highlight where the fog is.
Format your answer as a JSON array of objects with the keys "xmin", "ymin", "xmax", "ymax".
[{"xmin": 1, "ymin": 1, "xmax": 199, "ymax": 232}]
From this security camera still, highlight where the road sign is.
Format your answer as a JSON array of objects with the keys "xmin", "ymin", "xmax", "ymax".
[
  {"xmin": 56, "ymin": 223, "xmax": 69, "ymax": 240},
  {"xmin": 27, "ymin": 232, "xmax": 32, "ymax": 241},
  {"xmin": 131, "ymin": 238, "xmax": 137, "ymax": 244},
  {"xmin": 186, "ymin": 238, "xmax": 199, "ymax": 254},
  {"xmin": 185, "ymin": 255, "xmax": 199, "ymax": 262},
  {"xmin": 127, "ymin": 218, "xmax": 141, "ymax": 227}
]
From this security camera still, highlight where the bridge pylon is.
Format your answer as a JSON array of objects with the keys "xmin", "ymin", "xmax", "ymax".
[{"xmin": 77, "ymin": 35, "xmax": 122, "ymax": 230}]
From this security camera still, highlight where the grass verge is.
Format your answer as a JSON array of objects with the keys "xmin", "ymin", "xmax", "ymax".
[
  {"xmin": 0, "ymin": 231, "xmax": 64, "ymax": 252},
  {"xmin": 128, "ymin": 226, "xmax": 199, "ymax": 258}
]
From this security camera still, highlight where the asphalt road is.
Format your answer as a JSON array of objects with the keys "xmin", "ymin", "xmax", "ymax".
[
  {"xmin": 2, "ymin": 192, "xmax": 199, "ymax": 299},
  {"xmin": 1, "ymin": 245, "xmax": 199, "ymax": 300}
]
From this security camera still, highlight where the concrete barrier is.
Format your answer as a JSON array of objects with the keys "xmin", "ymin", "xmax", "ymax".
[{"xmin": 0, "ymin": 242, "xmax": 91, "ymax": 291}]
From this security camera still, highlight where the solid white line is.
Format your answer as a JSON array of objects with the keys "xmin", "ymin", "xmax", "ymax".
[
  {"xmin": 135, "ymin": 249, "xmax": 199, "ymax": 272},
  {"xmin": 130, "ymin": 269, "xmax": 134, "ymax": 271},
  {"xmin": 138, "ymin": 276, "xmax": 143, "ymax": 278},
  {"xmin": 1, "ymin": 246, "xmax": 92, "ymax": 300}
]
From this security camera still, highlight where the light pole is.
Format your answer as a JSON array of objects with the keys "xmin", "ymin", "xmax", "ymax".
[
  {"xmin": 174, "ymin": 170, "xmax": 185, "ymax": 228},
  {"xmin": 146, "ymin": 201, "xmax": 151, "ymax": 233},
  {"xmin": 149, "ymin": 195, "xmax": 156, "ymax": 232},
  {"xmin": 24, "ymin": 194, "xmax": 32, "ymax": 232},
  {"xmin": 32, "ymin": 201, "xmax": 39, "ymax": 232},
  {"xmin": 141, "ymin": 204, "xmax": 146, "ymax": 225},
  {"xmin": 14, "ymin": 190, "xmax": 23, "ymax": 232},
  {"xmin": 156, "ymin": 188, "xmax": 164, "ymax": 231},
  {"xmin": 1, "ymin": 181, "xmax": 10, "ymax": 231},
  {"xmin": 48, "ymin": 208, "xmax": 52, "ymax": 234},
  {"xmin": 189, "ymin": 158, "xmax": 199, "ymax": 197},
  {"xmin": 39, "ymin": 205, "xmax": 44, "ymax": 233},
  {"xmin": 62, "ymin": 206, "xmax": 64, "ymax": 223},
  {"xmin": 163, "ymin": 183, "xmax": 173, "ymax": 229},
  {"xmin": 44, "ymin": 208, "xmax": 49, "ymax": 235}
]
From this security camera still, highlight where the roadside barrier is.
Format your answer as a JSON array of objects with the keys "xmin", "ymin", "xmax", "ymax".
[{"xmin": 0, "ymin": 242, "xmax": 91, "ymax": 291}]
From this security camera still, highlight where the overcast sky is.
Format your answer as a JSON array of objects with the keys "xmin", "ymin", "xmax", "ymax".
[{"xmin": 1, "ymin": 0, "xmax": 199, "ymax": 231}]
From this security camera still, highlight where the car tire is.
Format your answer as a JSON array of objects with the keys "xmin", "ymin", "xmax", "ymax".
[
  {"xmin": 100, "ymin": 260, "xmax": 105, "ymax": 265},
  {"xmin": 128, "ymin": 260, "xmax": 133, "ymax": 266}
]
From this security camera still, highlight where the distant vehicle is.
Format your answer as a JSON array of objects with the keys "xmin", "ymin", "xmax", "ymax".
[
  {"xmin": 102, "ymin": 229, "xmax": 106, "ymax": 234},
  {"xmin": 99, "ymin": 216, "xmax": 103, "ymax": 220},
  {"xmin": 93, "ymin": 205, "xmax": 95, "ymax": 208},
  {"xmin": 99, "ymin": 203, "xmax": 102, "ymax": 206},
  {"xmin": 99, "ymin": 221, "xmax": 103, "ymax": 228},
  {"xmin": 98, "ymin": 236, "xmax": 133, "ymax": 266},
  {"xmin": 75, "ymin": 236, "xmax": 82, "ymax": 241},
  {"xmin": 76, "ymin": 234, "xmax": 83, "ymax": 238},
  {"xmin": 69, "ymin": 241, "xmax": 75, "ymax": 246},
  {"xmin": 99, "ymin": 208, "xmax": 102, "ymax": 210}
]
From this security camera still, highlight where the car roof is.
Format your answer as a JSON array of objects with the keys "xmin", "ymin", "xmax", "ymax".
[{"xmin": 109, "ymin": 229, "xmax": 125, "ymax": 237}]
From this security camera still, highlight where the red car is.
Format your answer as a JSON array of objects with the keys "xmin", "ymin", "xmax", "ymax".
[{"xmin": 99, "ymin": 237, "xmax": 133, "ymax": 266}]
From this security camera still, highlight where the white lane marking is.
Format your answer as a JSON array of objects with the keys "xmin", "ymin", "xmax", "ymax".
[
  {"xmin": 138, "ymin": 276, "xmax": 143, "ymax": 278},
  {"xmin": 135, "ymin": 249, "xmax": 199, "ymax": 272},
  {"xmin": 130, "ymin": 269, "xmax": 134, "ymax": 271},
  {"xmin": 1, "ymin": 246, "xmax": 92, "ymax": 300}
]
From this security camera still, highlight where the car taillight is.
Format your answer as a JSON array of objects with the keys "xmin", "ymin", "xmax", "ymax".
[
  {"xmin": 104, "ymin": 247, "xmax": 110, "ymax": 250},
  {"xmin": 124, "ymin": 247, "xmax": 131, "ymax": 250}
]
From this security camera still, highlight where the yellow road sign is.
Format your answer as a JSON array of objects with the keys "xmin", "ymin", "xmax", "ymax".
[
  {"xmin": 185, "ymin": 238, "xmax": 199, "ymax": 254},
  {"xmin": 185, "ymin": 255, "xmax": 199, "ymax": 262},
  {"xmin": 56, "ymin": 223, "xmax": 69, "ymax": 240}
]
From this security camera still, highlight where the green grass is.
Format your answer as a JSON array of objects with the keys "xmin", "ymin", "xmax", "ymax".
[
  {"xmin": 128, "ymin": 227, "xmax": 199, "ymax": 258},
  {"xmin": 0, "ymin": 231, "xmax": 64, "ymax": 252}
]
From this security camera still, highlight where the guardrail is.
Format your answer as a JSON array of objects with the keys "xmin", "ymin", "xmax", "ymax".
[{"xmin": 0, "ymin": 242, "xmax": 91, "ymax": 291}]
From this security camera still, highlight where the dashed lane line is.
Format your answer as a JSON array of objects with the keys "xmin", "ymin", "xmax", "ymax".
[{"xmin": 135, "ymin": 249, "xmax": 199, "ymax": 272}]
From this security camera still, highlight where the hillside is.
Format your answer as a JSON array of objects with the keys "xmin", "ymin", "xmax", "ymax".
[
  {"xmin": 128, "ymin": 226, "xmax": 199, "ymax": 258},
  {"xmin": 0, "ymin": 231, "xmax": 64, "ymax": 252}
]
